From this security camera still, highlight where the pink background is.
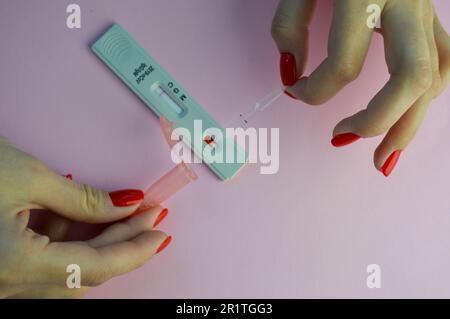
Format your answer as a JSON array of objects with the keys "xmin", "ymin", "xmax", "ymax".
[{"xmin": 1, "ymin": 0, "xmax": 450, "ymax": 298}]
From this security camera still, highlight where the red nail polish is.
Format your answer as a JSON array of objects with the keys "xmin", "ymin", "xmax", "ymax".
[
  {"xmin": 109, "ymin": 189, "xmax": 144, "ymax": 207},
  {"xmin": 156, "ymin": 236, "xmax": 172, "ymax": 254},
  {"xmin": 153, "ymin": 208, "xmax": 169, "ymax": 228},
  {"xmin": 64, "ymin": 174, "xmax": 73, "ymax": 180},
  {"xmin": 381, "ymin": 150, "xmax": 402, "ymax": 177},
  {"xmin": 331, "ymin": 133, "xmax": 361, "ymax": 147},
  {"xmin": 284, "ymin": 91, "xmax": 297, "ymax": 100},
  {"xmin": 280, "ymin": 53, "xmax": 298, "ymax": 86}
]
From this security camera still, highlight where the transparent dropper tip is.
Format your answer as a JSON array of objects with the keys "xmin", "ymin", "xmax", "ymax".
[{"xmin": 228, "ymin": 85, "xmax": 287, "ymax": 128}]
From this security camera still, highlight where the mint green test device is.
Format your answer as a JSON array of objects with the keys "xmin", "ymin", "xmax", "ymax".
[{"xmin": 92, "ymin": 24, "xmax": 247, "ymax": 180}]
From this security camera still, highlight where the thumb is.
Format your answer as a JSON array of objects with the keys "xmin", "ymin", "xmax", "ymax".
[{"xmin": 34, "ymin": 173, "xmax": 144, "ymax": 223}]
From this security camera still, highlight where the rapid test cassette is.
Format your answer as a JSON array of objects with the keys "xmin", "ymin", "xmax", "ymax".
[{"xmin": 91, "ymin": 24, "xmax": 247, "ymax": 180}]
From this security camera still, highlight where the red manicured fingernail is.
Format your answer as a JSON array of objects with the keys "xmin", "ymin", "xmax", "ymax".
[
  {"xmin": 331, "ymin": 133, "xmax": 361, "ymax": 147},
  {"xmin": 64, "ymin": 174, "xmax": 73, "ymax": 180},
  {"xmin": 280, "ymin": 53, "xmax": 298, "ymax": 86},
  {"xmin": 381, "ymin": 150, "xmax": 402, "ymax": 177},
  {"xmin": 284, "ymin": 91, "xmax": 298, "ymax": 100},
  {"xmin": 109, "ymin": 189, "xmax": 144, "ymax": 207},
  {"xmin": 156, "ymin": 236, "xmax": 172, "ymax": 254},
  {"xmin": 153, "ymin": 208, "xmax": 169, "ymax": 228}
]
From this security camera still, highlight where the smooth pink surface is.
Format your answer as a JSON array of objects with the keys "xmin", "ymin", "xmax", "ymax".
[{"xmin": 1, "ymin": 0, "xmax": 450, "ymax": 298}]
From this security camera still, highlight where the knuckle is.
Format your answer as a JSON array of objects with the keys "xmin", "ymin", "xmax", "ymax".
[
  {"xmin": 77, "ymin": 184, "xmax": 107, "ymax": 220},
  {"xmin": 271, "ymin": 15, "xmax": 298, "ymax": 42},
  {"xmin": 405, "ymin": 59, "xmax": 433, "ymax": 91},
  {"xmin": 330, "ymin": 58, "xmax": 361, "ymax": 83},
  {"xmin": 301, "ymin": 93, "xmax": 327, "ymax": 106},
  {"xmin": 356, "ymin": 118, "xmax": 390, "ymax": 137},
  {"xmin": 364, "ymin": 125, "xmax": 389, "ymax": 137}
]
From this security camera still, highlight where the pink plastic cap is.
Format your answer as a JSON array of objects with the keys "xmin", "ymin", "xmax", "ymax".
[{"xmin": 138, "ymin": 117, "xmax": 198, "ymax": 211}]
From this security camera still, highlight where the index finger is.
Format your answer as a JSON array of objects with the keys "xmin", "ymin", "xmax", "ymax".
[
  {"xmin": 286, "ymin": 0, "xmax": 385, "ymax": 104},
  {"xmin": 271, "ymin": 0, "xmax": 317, "ymax": 85}
]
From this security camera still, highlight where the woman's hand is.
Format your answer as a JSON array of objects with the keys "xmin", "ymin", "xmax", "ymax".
[
  {"xmin": 272, "ymin": 0, "xmax": 450, "ymax": 176},
  {"xmin": 0, "ymin": 137, "xmax": 171, "ymax": 298}
]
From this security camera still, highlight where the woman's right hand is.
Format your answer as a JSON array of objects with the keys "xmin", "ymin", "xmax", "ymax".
[{"xmin": 272, "ymin": 0, "xmax": 450, "ymax": 176}]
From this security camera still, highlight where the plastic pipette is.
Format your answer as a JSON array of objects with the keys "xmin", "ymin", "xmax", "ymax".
[{"xmin": 228, "ymin": 85, "xmax": 287, "ymax": 128}]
